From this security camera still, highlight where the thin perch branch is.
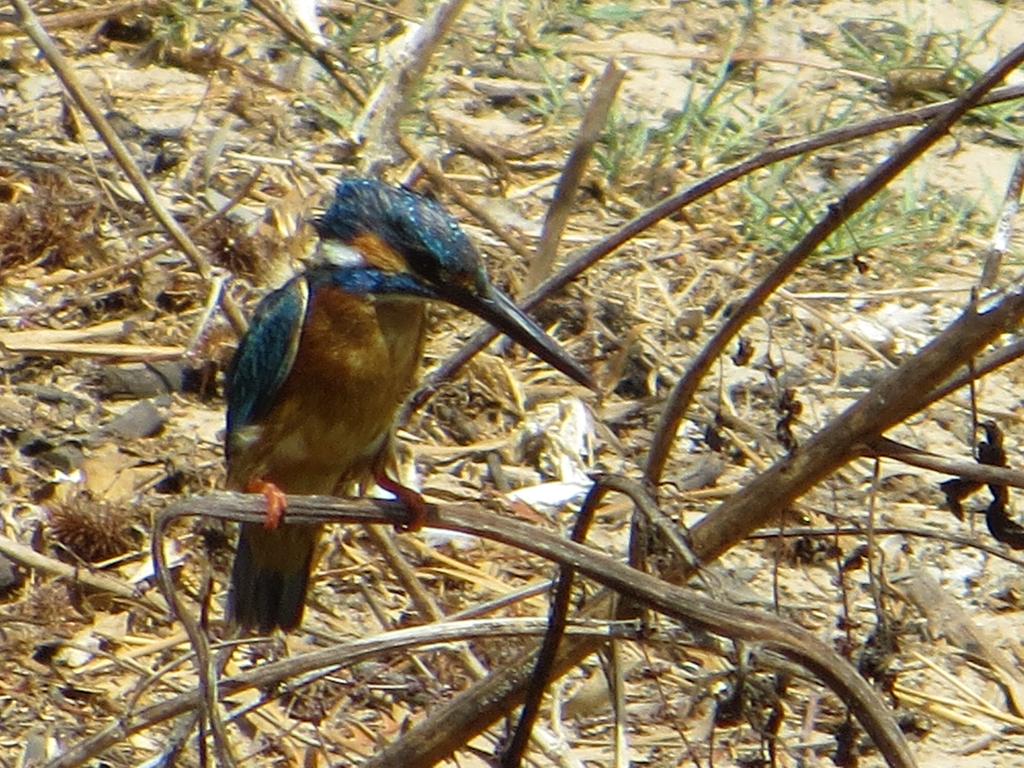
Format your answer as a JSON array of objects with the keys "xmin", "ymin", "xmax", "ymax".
[{"xmin": 143, "ymin": 493, "xmax": 915, "ymax": 768}]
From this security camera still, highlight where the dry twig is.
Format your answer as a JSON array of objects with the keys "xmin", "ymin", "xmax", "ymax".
[
  {"xmin": 354, "ymin": 0, "xmax": 469, "ymax": 172},
  {"xmin": 10, "ymin": 0, "xmax": 248, "ymax": 336},
  {"xmin": 524, "ymin": 60, "xmax": 624, "ymax": 292},
  {"xmin": 864, "ymin": 437, "xmax": 1024, "ymax": 490},
  {"xmin": 0, "ymin": 533, "xmax": 166, "ymax": 615},
  {"xmin": 248, "ymin": 0, "xmax": 367, "ymax": 103}
]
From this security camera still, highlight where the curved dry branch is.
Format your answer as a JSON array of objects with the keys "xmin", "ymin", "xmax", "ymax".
[
  {"xmin": 376, "ymin": 285, "xmax": 1024, "ymax": 767},
  {"xmin": 141, "ymin": 494, "xmax": 915, "ymax": 767},
  {"xmin": 379, "ymin": 44, "xmax": 1024, "ymax": 766}
]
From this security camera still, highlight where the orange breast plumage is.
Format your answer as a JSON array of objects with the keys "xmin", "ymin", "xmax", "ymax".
[{"xmin": 228, "ymin": 282, "xmax": 426, "ymax": 496}]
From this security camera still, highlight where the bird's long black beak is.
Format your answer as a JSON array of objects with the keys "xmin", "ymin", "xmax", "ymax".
[{"xmin": 450, "ymin": 284, "xmax": 595, "ymax": 390}]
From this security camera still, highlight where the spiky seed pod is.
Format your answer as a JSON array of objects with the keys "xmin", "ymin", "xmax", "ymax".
[{"xmin": 48, "ymin": 496, "xmax": 135, "ymax": 563}]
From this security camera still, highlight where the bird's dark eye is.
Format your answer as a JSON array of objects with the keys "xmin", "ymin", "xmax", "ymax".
[{"xmin": 448, "ymin": 268, "xmax": 484, "ymax": 296}]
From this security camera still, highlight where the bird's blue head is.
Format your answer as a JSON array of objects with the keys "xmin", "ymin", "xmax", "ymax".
[
  {"xmin": 312, "ymin": 179, "xmax": 593, "ymax": 389},
  {"xmin": 315, "ymin": 179, "xmax": 487, "ymax": 294}
]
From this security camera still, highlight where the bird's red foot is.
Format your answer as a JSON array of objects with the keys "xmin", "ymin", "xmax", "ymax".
[
  {"xmin": 246, "ymin": 479, "xmax": 288, "ymax": 530},
  {"xmin": 375, "ymin": 473, "xmax": 428, "ymax": 532}
]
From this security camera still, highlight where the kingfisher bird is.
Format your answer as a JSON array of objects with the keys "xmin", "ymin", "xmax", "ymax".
[{"xmin": 225, "ymin": 178, "xmax": 593, "ymax": 633}]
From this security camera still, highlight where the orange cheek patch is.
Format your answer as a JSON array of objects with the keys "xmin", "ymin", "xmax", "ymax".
[{"xmin": 352, "ymin": 233, "xmax": 409, "ymax": 273}]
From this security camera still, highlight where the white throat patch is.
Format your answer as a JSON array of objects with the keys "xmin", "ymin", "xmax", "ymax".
[{"xmin": 318, "ymin": 240, "xmax": 368, "ymax": 268}]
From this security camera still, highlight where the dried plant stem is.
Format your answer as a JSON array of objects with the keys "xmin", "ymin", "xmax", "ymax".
[
  {"xmin": 0, "ymin": 339, "xmax": 183, "ymax": 359},
  {"xmin": 504, "ymin": 476, "xmax": 611, "ymax": 767},
  {"xmin": 981, "ymin": 149, "xmax": 1024, "ymax": 286},
  {"xmin": 10, "ymin": 0, "xmax": 248, "ymax": 336},
  {"xmin": 151, "ymin": 501, "xmax": 235, "ymax": 765},
  {"xmin": 524, "ymin": 60, "xmax": 624, "ymax": 292},
  {"xmin": 355, "ymin": 0, "xmax": 469, "ymax": 172}
]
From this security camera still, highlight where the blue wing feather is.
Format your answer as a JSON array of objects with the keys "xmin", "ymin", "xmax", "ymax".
[{"xmin": 225, "ymin": 276, "xmax": 308, "ymax": 458}]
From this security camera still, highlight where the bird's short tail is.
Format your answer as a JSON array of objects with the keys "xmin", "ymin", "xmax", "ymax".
[{"xmin": 227, "ymin": 523, "xmax": 319, "ymax": 633}]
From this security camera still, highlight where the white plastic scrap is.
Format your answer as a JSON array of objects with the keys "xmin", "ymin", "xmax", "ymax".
[{"xmin": 505, "ymin": 397, "xmax": 595, "ymax": 516}]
